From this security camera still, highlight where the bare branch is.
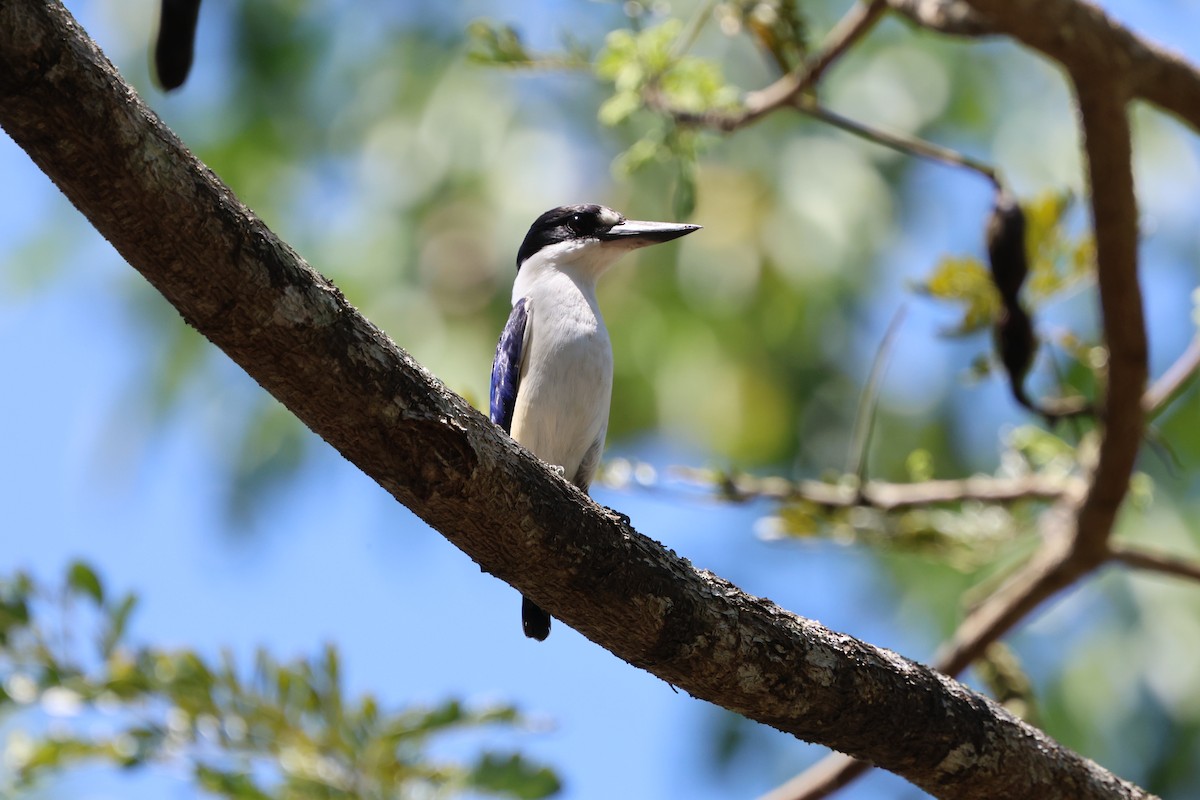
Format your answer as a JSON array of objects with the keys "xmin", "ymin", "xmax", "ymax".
[
  {"xmin": 673, "ymin": 467, "xmax": 1077, "ymax": 511},
  {"xmin": 769, "ymin": 7, "xmax": 1154, "ymax": 798},
  {"xmin": 757, "ymin": 755, "xmax": 869, "ymax": 800},
  {"xmin": 1110, "ymin": 544, "xmax": 1200, "ymax": 583},
  {"xmin": 1144, "ymin": 335, "xmax": 1200, "ymax": 419},
  {"xmin": 794, "ymin": 99, "xmax": 999, "ymax": 186},
  {"xmin": 903, "ymin": 0, "xmax": 1200, "ymax": 136}
]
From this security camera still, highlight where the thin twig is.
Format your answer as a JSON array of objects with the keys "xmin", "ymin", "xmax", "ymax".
[
  {"xmin": 742, "ymin": 0, "xmax": 889, "ymax": 118},
  {"xmin": 651, "ymin": 0, "xmax": 888, "ymax": 131},
  {"xmin": 847, "ymin": 304, "xmax": 907, "ymax": 482},
  {"xmin": 671, "ymin": 0, "xmax": 719, "ymax": 59},
  {"xmin": 757, "ymin": 755, "xmax": 869, "ymax": 800},
  {"xmin": 670, "ymin": 467, "xmax": 1077, "ymax": 512},
  {"xmin": 1143, "ymin": 334, "xmax": 1200, "ymax": 419},
  {"xmin": 795, "ymin": 98, "xmax": 1000, "ymax": 187},
  {"xmin": 1109, "ymin": 543, "xmax": 1200, "ymax": 583}
]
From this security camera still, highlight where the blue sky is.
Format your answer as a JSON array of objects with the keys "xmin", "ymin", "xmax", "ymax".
[{"xmin": 4, "ymin": 2, "xmax": 1200, "ymax": 799}]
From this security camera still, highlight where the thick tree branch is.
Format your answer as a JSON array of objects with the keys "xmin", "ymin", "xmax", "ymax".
[
  {"xmin": 892, "ymin": 0, "xmax": 1200, "ymax": 136},
  {"xmin": 0, "ymin": 2, "xmax": 1154, "ymax": 799},
  {"xmin": 773, "ymin": 6, "xmax": 1152, "ymax": 798}
]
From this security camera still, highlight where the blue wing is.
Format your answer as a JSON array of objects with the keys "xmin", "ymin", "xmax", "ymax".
[{"xmin": 490, "ymin": 297, "xmax": 529, "ymax": 434}]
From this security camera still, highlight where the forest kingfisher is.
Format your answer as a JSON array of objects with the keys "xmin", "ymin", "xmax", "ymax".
[{"xmin": 489, "ymin": 204, "xmax": 700, "ymax": 640}]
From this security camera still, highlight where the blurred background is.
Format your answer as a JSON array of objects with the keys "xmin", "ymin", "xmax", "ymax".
[{"xmin": 4, "ymin": 0, "xmax": 1200, "ymax": 797}]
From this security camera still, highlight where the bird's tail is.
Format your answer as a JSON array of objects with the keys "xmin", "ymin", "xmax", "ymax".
[{"xmin": 522, "ymin": 596, "xmax": 551, "ymax": 641}]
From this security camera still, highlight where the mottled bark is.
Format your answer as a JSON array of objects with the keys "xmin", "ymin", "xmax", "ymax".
[{"xmin": 0, "ymin": 2, "xmax": 1155, "ymax": 798}]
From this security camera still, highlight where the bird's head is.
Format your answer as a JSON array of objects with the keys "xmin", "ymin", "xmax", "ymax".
[{"xmin": 516, "ymin": 204, "xmax": 699, "ymax": 280}]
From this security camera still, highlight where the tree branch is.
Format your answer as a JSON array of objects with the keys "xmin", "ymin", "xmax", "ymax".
[
  {"xmin": 891, "ymin": 0, "xmax": 1200, "ymax": 136},
  {"xmin": 1144, "ymin": 335, "xmax": 1200, "ymax": 419},
  {"xmin": 1109, "ymin": 543, "xmax": 1200, "ymax": 583},
  {"xmin": 652, "ymin": 0, "xmax": 887, "ymax": 132},
  {"xmin": 0, "ymin": 2, "xmax": 1152, "ymax": 799},
  {"xmin": 770, "ymin": 4, "xmax": 1152, "ymax": 798},
  {"xmin": 673, "ymin": 467, "xmax": 1076, "ymax": 511}
]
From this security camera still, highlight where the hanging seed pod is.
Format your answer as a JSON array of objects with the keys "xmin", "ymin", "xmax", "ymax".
[
  {"xmin": 154, "ymin": 0, "xmax": 202, "ymax": 91},
  {"xmin": 986, "ymin": 188, "xmax": 1028, "ymax": 304},
  {"xmin": 994, "ymin": 302, "xmax": 1037, "ymax": 411}
]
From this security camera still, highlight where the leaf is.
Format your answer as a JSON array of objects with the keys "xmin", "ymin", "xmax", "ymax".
[
  {"xmin": 195, "ymin": 764, "xmax": 273, "ymax": 800},
  {"xmin": 596, "ymin": 21, "xmax": 737, "ymax": 117},
  {"xmin": 466, "ymin": 20, "xmax": 532, "ymax": 66},
  {"xmin": 976, "ymin": 643, "xmax": 1039, "ymax": 725},
  {"xmin": 1022, "ymin": 190, "xmax": 1094, "ymax": 303},
  {"xmin": 101, "ymin": 593, "xmax": 138, "ymax": 658},
  {"xmin": 468, "ymin": 752, "xmax": 562, "ymax": 799},
  {"xmin": 67, "ymin": 561, "xmax": 104, "ymax": 605},
  {"xmin": 917, "ymin": 255, "xmax": 1002, "ymax": 335},
  {"xmin": 746, "ymin": 0, "xmax": 810, "ymax": 72},
  {"xmin": 674, "ymin": 160, "xmax": 696, "ymax": 219},
  {"xmin": 776, "ymin": 501, "xmax": 823, "ymax": 537},
  {"xmin": 598, "ymin": 90, "xmax": 641, "ymax": 127},
  {"xmin": 0, "ymin": 589, "xmax": 31, "ymax": 646}
]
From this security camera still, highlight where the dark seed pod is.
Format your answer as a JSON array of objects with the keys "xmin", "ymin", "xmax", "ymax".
[
  {"xmin": 994, "ymin": 302, "xmax": 1036, "ymax": 410},
  {"xmin": 154, "ymin": 0, "xmax": 203, "ymax": 91},
  {"xmin": 986, "ymin": 188, "xmax": 1028, "ymax": 304}
]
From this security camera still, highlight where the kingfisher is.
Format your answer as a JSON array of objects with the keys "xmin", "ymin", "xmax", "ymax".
[{"xmin": 490, "ymin": 204, "xmax": 700, "ymax": 640}]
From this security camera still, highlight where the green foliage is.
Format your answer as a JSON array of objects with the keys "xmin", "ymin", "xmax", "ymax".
[
  {"xmin": 467, "ymin": 21, "xmax": 534, "ymax": 66},
  {"xmin": 595, "ymin": 20, "xmax": 737, "ymax": 124},
  {"xmin": 738, "ymin": 0, "xmax": 811, "ymax": 73},
  {"xmin": 466, "ymin": 20, "xmax": 590, "ymax": 69},
  {"xmin": 920, "ymin": 255, "xmax": 1003, "ymax": 336},
  {"xmin": 976, "ymin": 643, "xmax": 1040, "ymax": 726},
  {"xmin": 66, "ymin": 561, "xmax": 104, "ymax": 605},
  {"xmin": 757, "ymin": 423, "xmax": 1078, "ymax": 569},
  {"xmin": 468, "ymin": 753, "xmax": 562, "ymax": 799},
  {"xmin": 0, "ymin": 566, "xmax": 559, "ymax": 800},
  {"xmin": 594, "ymin": 19, "xmax": 735, "ymax": 217}
]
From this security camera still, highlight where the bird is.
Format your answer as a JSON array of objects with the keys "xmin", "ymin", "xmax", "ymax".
[{"xmin": 490, "ymin": 204, "xmax": 700, "ymax": 641}]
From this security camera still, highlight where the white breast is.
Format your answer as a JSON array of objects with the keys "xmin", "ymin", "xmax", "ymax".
[{"xmin": 509, "ymin": 268, "xmax": 613, "ymax": 486}]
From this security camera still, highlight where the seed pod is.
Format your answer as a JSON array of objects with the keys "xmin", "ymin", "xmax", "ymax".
[
  {"xmin": 986, "ymin": 188, "xmax": 1028, "ymax": 304},
  {"xmin": 994, "ymin": 302, "xmax": 1036, "ymax": 410},
  {"xmin": 154, "ymin": 0, "xmax": 202, "ymax": 91}
]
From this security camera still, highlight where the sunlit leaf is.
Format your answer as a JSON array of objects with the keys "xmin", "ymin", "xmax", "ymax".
[
  {"xmin": 101, "ymin": 593, "xmax": 138, "ymax": 658},
  {"xmin": 67, "ymin": 561, "xmax": 104, "ymax": 605},
  {"xmin": 674, "ymin": 160, "xmax": 697, "ymax": 219},
  {"xmin": 745, "ymin": 0, "xmax": 810, "ymax": 72},
  {"xmin": 1023, "ymin": 191, "xmax": 1094, "ymax": 302},
  {"xmin": 4, "ymin": 564, "xmax": 543, "ymax": 800},
  {"xmin": 195, "ymin": 764, "xmax": 273, "ymax": 800},
  {"xmin": 917, "ymin": 255, "xmax": 1002, "ymax": 334},
  {"xmin": 468, "ymin": 752, "xmax": 562, "ymax": 799},
  {"xmin": 976, "ymin": 643, "xmax": 1039, "ymax": 725},
  {"xmin": 467, "ymin": 20, "xmax": 533, "ymax": 66}
]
